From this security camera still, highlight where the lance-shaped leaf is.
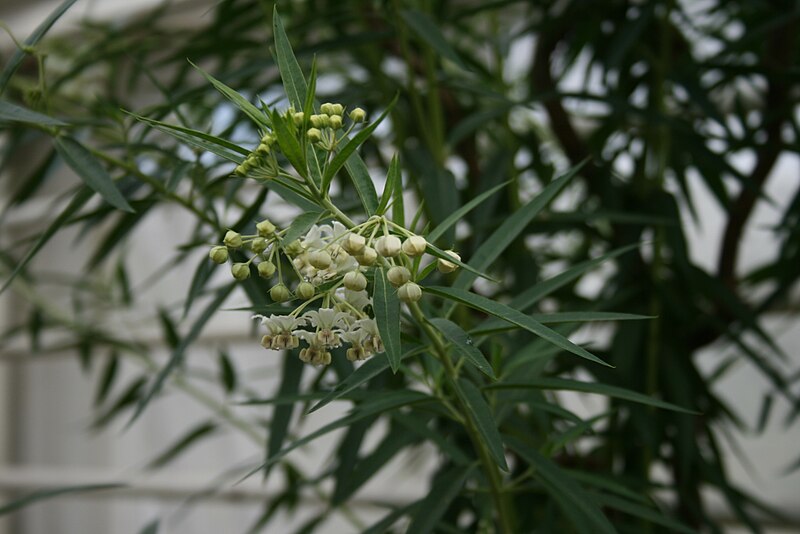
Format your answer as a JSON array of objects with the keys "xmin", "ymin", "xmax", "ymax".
[
  {"xmin": 455, "ymin": 379, "xmax": 508, "ymax": 470},
  {"xmin": 429, "ymin": 286, "xmax": 611, "ymax": 367},
  {"xmin": 376, "ymin": 154, "xmax": 400, "ymax": 215},
  {"xmin": 269, "ymin": 109, "xmax": 306, "ymax": 178},
  {"xmin": 429, "ymin": 318, "xmax": 494, "ymax": 378},
  {"xmin": 344, "ymin": 153, "xmax": 379, "ymax": 215},
  {"xmin": 190, "ymin": 61, "xmax": 269, "ymax": 128},
  {"xmin": 0, "ymin": 484, "xmax": 125, "ymax": 516},
  {"xmin": 0, "ymin": 100, "xmax": 67, "ymax": 126},
  {"xmin": 282, "ymin": 211, "xmax": 322, "ymax": 244},
  {"xmin": 374, "ymin": 268, "xmax": 402, "ymax": 372},
  {"xmin": 273, "ymin": 7, "xmax": 308, "ymax": 109},
  {"xmin": 146, "ymin": 421, "xmax": 217, "ymax": 469},
  {"xmin": 428, "ymin": 181, "xmax": 508, "ymax": 243},
  {"xmin": 54, "ymin": 136, "xmax": 134, "ymax": 213},
  {"xmin": 406, "ymin": 465, "xmax": 475, "ymax": 534},
  {"xmin": 400, "ymin": 9, "xmax": 468, "ymax": 70}
]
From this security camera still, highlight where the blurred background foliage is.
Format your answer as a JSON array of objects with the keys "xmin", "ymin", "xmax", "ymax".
[{"xmin": 1, "ymin": 0, "xmax": 799, "ymax": 532}]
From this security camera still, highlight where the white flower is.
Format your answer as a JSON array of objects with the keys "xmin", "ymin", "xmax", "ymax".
[
  {"xmin": 352, "ymin": 318, "xmax": 384, "ymax": 354},
  {"xmin": 253, "ymin": 314, "xmax": 306, "ymax": 350},
  {"xmin": 303, "ymin": 308, "xmax": 349, "ymax": 330},
  {"xmin": 343, "ymin": 288, "xmax": 371, "ymax": 311}
]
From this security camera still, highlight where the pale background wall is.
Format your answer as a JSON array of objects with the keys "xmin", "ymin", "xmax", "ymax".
[{"xmin": 1, "ymin": 1, "xmax": 799, "ymax": 533}]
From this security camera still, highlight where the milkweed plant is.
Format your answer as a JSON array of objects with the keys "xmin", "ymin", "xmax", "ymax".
[{"xmin": 8, "ymin": 3, "xmax": 778, "ymax": 533}]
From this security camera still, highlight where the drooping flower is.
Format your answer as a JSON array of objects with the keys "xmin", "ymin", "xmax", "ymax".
[{"xmin": 253, "ymin": 314, "xmax": 306, "ymax": 350}]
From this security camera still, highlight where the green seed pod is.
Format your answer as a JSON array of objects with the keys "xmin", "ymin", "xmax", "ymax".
[
  {"xmin": 387, "ymin": 266, "xmax": 411, "ymax": 287},
  {"xmin": 257, "ymin": 261, "xmax": 276, "ymax": 278},
  {"xmin": 398, "ymin": 282, "xmax": 423, "ymax": 303},
  {"xmin": 256, "ymin": 219, "xmax": 276, "ymax": 237},
  {"xmin": 296, "ymin": 281, "xmax": 315, "ymax": 300},
  {"xmin": 209, "ymin": 246, "xmax": 229, "ymax": 264},
  {"xmin": 343, "ymin": 271, "xmax": 368, "ymax": 291},
  {"xmin": 250, "ymin": 237, "xmax": 267, "ymax": 254},
  {"xmin": 224, "ymin": 230, "xmax": 243, "ymax": 248},
  {"xmin": 402, "ymin": 235, "xmax": 427, "ymax": 256},
  {"xmin": 270, "ymin": 283, "xmax": 291, "ymax": 302},
  {"xmin": 231, "ymin": 263, "xmax": 250, "ymax": 280}
]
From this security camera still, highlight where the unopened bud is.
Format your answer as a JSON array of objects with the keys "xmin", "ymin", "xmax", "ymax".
[
  {"xmin": 231, "ymin": 263, "xmax": 250, "ymax": 280},
  {"xmin": 387, "ymin": 266, "xmax": 411, "ymax": 287},
  {"xmin": 349, "ymin": 107, "xmax": 366, "ymax": 123},
  {"xmin": 343, "ymin": 271, "xmax": 368, "ymax": 291},
  {"xmin": 296, "ymin": 281, "xmax": 315, "ymax": 300},
  {"xmin": 293, "ymin": 112, "xmax": 305, "ymax": 125},
  {"xmin": 375, "ymin": 235, "xmax": 402, "ymax": 257},
  {"xmin": 356, "ymin": 246, "xmax": 378, "ymax": 266},
  {"xmin": 209, "ymin": 246, "xmax": 228, "ymax": 264},
  {"xmin": 329, "ymin": 115, "xmax": 343, "ymax": 130},
  {"xmin": 307, "ymin": 128, "xmax": 322, "ymax": 143},
  {"xmin": 224, "ymin": 230, "xmax": 243, "ymax": 248},
  {"xmin": 256, "ymin": 219, "xmax": 276, "ymax": 237},
  {"xmin": 308, "ymin": 250, "xmax": 332, "ymax": 269},
  {"xmin": 398, "ymin": 282, "xmax": 422, "ymax": 303},
  {"xmin": 437, "ymin": 250, "xmax": 461, "ymax": 273},
  {"xmin": 343, "ymin": 233, "xmax": 366, "ymax": 254},
  {"xmin": 250, "ymin": 237, "xmax": 267, "ymax": 253},
  {"xmin": 270, "ymin": 284, "xmax": 291, "ymax": 302},
  {"xmin": 320, "ymin": 103, "xmax": 335, "ymax": 115},
  {"xmin": 257, "ymin": 261, "xmax": 276, "ymax": 278},
  {"xmin": 402, "ymin": 235, "xmax": 427, "ymax": 256},
  {"xmin": 285, "ymin": 240, "xmax": 303, "ymax": 255},
  {"xmin": 331, "ymin": 103, "xmax": 344, "ymax": 116}
]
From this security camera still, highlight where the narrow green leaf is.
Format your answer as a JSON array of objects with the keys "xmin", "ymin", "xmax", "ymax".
[
  {"xmin": 0, "ymin": 484, "xmax": 125, "ymax": 516},
  {"xmin": 473, "ymin": 311, "xmax": 653, "ymax": 335},
  {"xmin": 267, "ymin": 351, "xmax": 304, "ymax": 473},
  {"xmin": 282, "ymin": 211, "xmax": 322, "ymax": 244},
  {"xmin": 344, "ymin": 153, "xmax": 379, "ymax": 215},
  {"xmin": 322, "ymin": 95, "xmax": 398, "ymax": 188},
  {"xmin": 0, "ymin": 100, "xmax": 66, "ymax": 126},
  {"xmin": 455, "ymin": 379, "xmax": 507, "ymax": 470},
  {"xmin": 308, "ymin": 345, "xmax": 420, "ymax": 413},
  {"xmin": 373, "ymin": 269, "xmax": 402, "ymax": 373},
  {"xmin": 270, "ymin": 109, "xmax": 306, "ymax": 177},
  {"xmin": 392, "ymin": 412, "xmax": 471, "ymax": 465},
  {"xmin": 429, "ymin": 318, "xmax": 494, "ymax": 378},
  {"xmin": 303, "ymin": 57, "xmax": 318, "ymax": 119},
  {"xmin": 272, "ymin": 7, "xmax": 308, "ymax": 109},
  {"xmin": 0, "ymin": 0, "xmax": 80, "ymax": 95},
  {"xmin": 406, "ymin": 465, "xmax": 474, "ymax": 534},
  {"xmin": 94, "ymin": 352, "xmax": 119, "ymax": 406},
  {"xmin": 139, "ymin": 520, "xmax": 160, "ymax": 534},
  {"xmin": 376, "ymin": 154, "xmax": 400, "ymax": 215},
  {"xmin": 190, "ymin": 61, "xmax": 269, "ymax": 128},
  {"xmin": 219, "ymin": 350, "xmax": 237, "ymax": 394},
  {"xmin": 0, "ymin": 186, "xmax": 94, "ymax": 295},
  {"xmin": 129, "ymin": 283, "xmax": 236, "ymax": 427},
  {"xmin": 363, "ymin": 502, "xmax": 421, "ymax": 534},
  {"xmin": 488, "ymin": 377, "xmax": 698, "ymax": 414},
  {"xmin": 146, "ymin": 421, "xmax": 217, "ymax": 469},
  {"xmin": 268, "ymin": 179, "xmax": 319, "ymax": 212},
  {"xmin": 54, "ymin": 137, "xmax": 134, "ymax": 213},
  {"xmin": 426, "ymin": 242, "xmax": 498, "ymax": 283},
  {"xmin": 428, "ymin": 286, "xmax": 612, "ymax": 367},
  {"xmin": 506, "ymin": 436, "xmax": 616, "ymax": 534},
  {"xmin": 182, "ymin": 256, "xmax": 214, "ymax": 318},
  {"xmin": 128, "ymin": 112, "xmax": 248, "ymax": 163},
  {"xmin": 454, "ymin": 161, "xmax": 585, "ymax": 290},
  {"xmin": 392, "ymin": 154, "xmax": 405, "ymax": 227},
  {"xmin": 593, "ymin": 493, "xmax": 695, "ymax": 533},
  {"xmin": 400, "ymin": 9, "xmax": 468, "ymax": 70},
  {"xmin": 242, "ymin": 390, "xmax": 431, "ymax": 481},
  {"xmin": 428, "ymin": 181, "xmax": 508, "ymax": 243}
]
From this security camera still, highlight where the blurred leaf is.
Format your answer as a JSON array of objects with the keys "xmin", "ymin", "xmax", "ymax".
[
  {"xmin": 218, "ymin": 350, "xmax": 237, "ymax": 394},
  {"xmin": 406, "ymin": 465, "xmax": 475, "ymax": 534},
  {"xmin": 374, "ymin": 268, "xmax": 402, "ymax": 373},
  {"xmin": 147, "ymin": 421, "xmax": 217, "ymax": 469},
  {"xmin": 94, "ymin": 352, "xmax": 119, "ymax": 406},
  {"xmin": 282, "ymin": 211, "xmax": 322, "ymax": 244},
  {"xmin": 0, "ymin": 100, "xmax": 67, "ymax": 126},
  {"xmin": 455, "ymin": 378, "xmax": 507, "ymax": 470},
  {"xmin": 427, "ymin": 181, "xmax": 508, "ymax": 243},
  {"xmin": 430, "ymin": 318, "xmax": 495, "ymax": 378},
  {"xmin": 400, "ymin": 9, "xmax": 468, "ymax": 70},
  {"xmin": 267, "ymin": 350, "xmax": 304, "ymax": 474},
  {"xmin": 0, "ymin": 484, "xmax": 124, "ymax": 516}
]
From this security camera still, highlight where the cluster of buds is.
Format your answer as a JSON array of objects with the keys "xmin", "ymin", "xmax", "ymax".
[
  {"xmin": 299, "ymin": 102, "xmax": 367, "ymax": 150},
  {"xmin": 234, "ymin": 132, "xmax": 280, "ymax": 179},
  {"xmin": 208, "ymin": 214, "xmax": 462, "ymax": 366}
]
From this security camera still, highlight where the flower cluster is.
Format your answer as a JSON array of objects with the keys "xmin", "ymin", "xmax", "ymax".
[
  {"xmin": 208, "ymin": 214, "xmax": 462, "ymax": 366},
  {"xmin": 299, "ymin": 102, "xmax": 366, "ymax": 150}
]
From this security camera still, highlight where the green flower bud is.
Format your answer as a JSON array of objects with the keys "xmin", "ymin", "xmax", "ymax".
[
  {"xmin": 387, "ymin": 266, "xmax": 411, "ymax": 287},
  {"xmin": 285, "ymin": 240, "xmax": 303, "ymax": 255},
  {"xmin": 293, "ymin": 112, "xmax": 305, "ymax": 125},
  {"xmin": 320, "ymin": 103, "xmax": 335, "ymax": 115},
  {"xmin": 308, "ymin": 250, "xmax": 332, "ymax": 269},
  {"xmin": 256, "ymin": 143, "xmax": 270, "ymax": 155},
  {"xmin": 329, "ymin": 114, "xmax": 343, "ymax": 130},
  {"xmin": 296, "ymin": 281, "xmax": 315, "ymax": 300},
  {"xmin": 231, "ymin": 262, "xmax": 250, "ymax": 280},
  {"xmin": 250, "ymin": 237, "xmax": 267, "ymax": 254},
  {"xmin": 402, "ymin": 235, "xmax": 427, "ymax": 256},
  {"xmin": 310, "ymin": 114, "xmax": 329, "ymax": 128},
  {"xmin": 307, "ymin": 127, "xmax": 322, "ymax": 143},
  {"xmin": 356, "ymin": 246, "xmax": 378, "ymax": 266},
  {"xmin": 342, "ymin": 233, "xmax": 366, "ymax": 254},
  {"xmin": 270, "ymin": 283, "xmax": 291, "ymax": 302},
  {"xmin": 343, "ymin": 271, "xmax": 368, "ymax": 291},
  {"xmin": 349, "ymin": 107, "xmax": 366, "ymax": 123},
  {"xmin": 224, "ymin": 230, "xmax": 243, "ymax": 248},
  {"xmin": 437, "ymin": 250, "xmax": 461, "ymax": 273},
  {"xmin": 257, "ymin": 261, "xmax": 276, "ymax": 278},
  {"xmin": 331, "ymin": 103, "xmax": 344, "ymax": 116},
  {"xmin": 256, "ymin": 219, "xmax": 276, "ymax": 237},
  {"xmin": 209, "ymin": 246, "xmax": 229, "ymax": 264},
  {"xmin": 375, "ymin": 235, "xmax": 402, "ymax": 257},
  {"xmin": 398, "ymin": 282, "xmax": 423, "ymax": 303},
  {"xmin": 261, "ymin": 133, "xmax": 276, "ymax": 146}
]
